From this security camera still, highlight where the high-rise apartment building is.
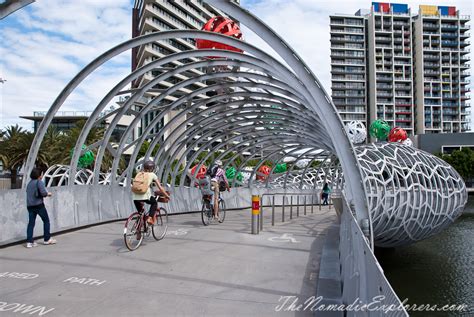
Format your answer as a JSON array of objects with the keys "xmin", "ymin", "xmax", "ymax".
[
  {"xmin": 330, "ymin": 14, "xmax": 368, "ymax": 126},
  {"xmin": 330, "ymin": 3, "xmax": 471, "ymax": 137},
  {"xmin": 131, "ymin": 0, "xmax": 239, "ymax": 137},
  {"xmin": 367, "ymin": 4, "xmax": 415, "ymax": 134},
  {"xmin": 413, "ymin": 6, "xmax": 471, "ymax": 133}
]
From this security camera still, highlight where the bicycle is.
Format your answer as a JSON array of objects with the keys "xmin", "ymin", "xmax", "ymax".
[
  {"xmin": 123, "ymin": 194, "xmax": 169, "ymax": 251},
  {"xmin": 198, "ymin": 176, "xmax": 226, "ymax": 226},
  {"xmin": 201, "ymin": 193, "xmax": 226, "ymax": 226}
]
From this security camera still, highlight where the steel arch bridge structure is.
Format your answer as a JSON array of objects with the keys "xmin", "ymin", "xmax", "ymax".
[{"xmin": 18, "ymin": 0, "xmax": 466, "ymax": 250}]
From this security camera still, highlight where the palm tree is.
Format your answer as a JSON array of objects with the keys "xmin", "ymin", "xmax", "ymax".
[
  {"xmin": 0, "ymin": 125, "xmax": 52, "ymax": 188},
  {"xmin": 0, "ymin": 125, "xmax": 29, "ymax": 188}
]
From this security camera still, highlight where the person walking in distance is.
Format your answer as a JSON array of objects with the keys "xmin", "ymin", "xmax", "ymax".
[
  {"xmin": 322, "ymin": 182, "xmax": 331, "ymax": 206},
  {"xmin": 25, "ymin": 168, "xmax": 56, "ymax": 248}
]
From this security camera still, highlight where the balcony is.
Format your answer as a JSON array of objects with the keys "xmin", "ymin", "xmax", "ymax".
[
  {"xmin": 423, "ymin": 23, "xmax": 438, "ymax": 29},
  {"xmin": 442, "ymin": 40, "xmax": 459, "ymax": 46},
  {"xmin": 424, "ymin": 54, "xmax": 439, "ymax": 61},
  {"xmin": 441, "ymin": 24, "xmax": 458, "ymax": 30},
  {"xmin": 442, "ymin": 33, "xmax": 458, "ymax": 39},
  {"xmin": 377, "ymin": 84, "xmax": 393, "ymax": 89}
]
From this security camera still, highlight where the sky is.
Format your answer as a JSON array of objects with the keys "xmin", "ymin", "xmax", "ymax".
[{"xmin": 0, "ymin": 0, "xmax": 473, "ymax": 131}]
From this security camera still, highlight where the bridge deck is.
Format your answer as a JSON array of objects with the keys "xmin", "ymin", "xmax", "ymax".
[{"xmin": 0, "ymin": 207, "xmax": 335, "ymax": 316}]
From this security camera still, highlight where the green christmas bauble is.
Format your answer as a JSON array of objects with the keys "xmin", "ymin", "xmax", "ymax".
[
  {"xmin": 369, "ymin": 120, "xmax": 391, "ymax": 140},
  {"xmin": 70, "ymin": 145, "xmax": 95, "ymax": 168},
  {"xmin": 225, "ymin": 167, "xmax": 243, "ymax": 187},
  {"xmin": 275, "ymin": 163, "xmax": 287, "ymax": 173},
  {"xmin": 226, "ymin": 167, "xmax": 237, "ymax": 180}
]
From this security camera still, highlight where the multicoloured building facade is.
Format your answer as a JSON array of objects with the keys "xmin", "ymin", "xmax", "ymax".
[{"xmin": 330, "ymin": 3, "xmax": 471, "ymax": 137}]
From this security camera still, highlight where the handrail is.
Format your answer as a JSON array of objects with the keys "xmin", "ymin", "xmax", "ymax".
[{"xmin": 259, "ymin": 191, "xmax": 336, "ymax": 229}]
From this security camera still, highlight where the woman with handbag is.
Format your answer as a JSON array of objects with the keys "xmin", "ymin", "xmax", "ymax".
[{"xmin": 25, "ymin": 168, "xmax": 57, "ymax": 248}]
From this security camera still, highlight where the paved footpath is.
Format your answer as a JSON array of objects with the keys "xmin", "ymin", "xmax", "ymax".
[{"xmin": 0, "ymin": 206, "xmax": 335, "ymax": 317}]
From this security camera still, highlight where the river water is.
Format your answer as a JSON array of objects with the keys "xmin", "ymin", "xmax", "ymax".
[{"xmin": 377, "ymin": 195, "xmax": 474, "ymax": 316}]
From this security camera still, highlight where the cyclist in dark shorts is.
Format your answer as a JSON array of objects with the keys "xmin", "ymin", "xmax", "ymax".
[{"xmin": 132, "ymin": 161, "xmax": 169, "ymax": 224}]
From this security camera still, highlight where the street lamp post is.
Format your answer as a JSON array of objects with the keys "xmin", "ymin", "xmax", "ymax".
[{"xmin": 0, "ymin": 78, "xmax": 6, "ymax": 129}]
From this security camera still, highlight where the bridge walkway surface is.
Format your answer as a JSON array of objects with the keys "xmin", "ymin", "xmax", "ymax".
[{"xmin": 0, "ymin": 206, "xmax": 336, "ymax": 317}]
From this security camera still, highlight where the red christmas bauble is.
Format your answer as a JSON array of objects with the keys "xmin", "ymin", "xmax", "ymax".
[
  {"xmin": 191, "ymin": 165, "xmax": 207, "ymax": 179},
  {"xmin": 388, "ymin": 127, "xmax": 408, "ymax": 143},
  {"xmin": 196, "ymin": 16, "xmax": 243, "ymax": 55},
  {"xmin": 257, "ymin": 165, "xmax": 271, "ymax": 181}
]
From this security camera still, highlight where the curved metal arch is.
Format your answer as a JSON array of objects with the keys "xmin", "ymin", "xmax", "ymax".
[
  {"xmin": 135, "ymin": 82, "xmax": 323, "ymax": 165},
  {"xmin": 108, "ymin": 73, "xmax": 324, "ymax": 186},
  {"xmin": 173, "ymin": 137, "xmax": 304, "ymax": 189},
  {"xmin": 118, "ymin": 73, "xmax": 322, "ymax": 168},
  {"xmin": 193, "ymin": 133, "xmax": 303, "ymax": 189},
  {"xmin": 300, "ymin": 154, "xmax": 331, "ymax": 190},
  {"xmin": 149, "ymin": 93, "xmax": 330, "ymax": 183},
  {"xmin": 183, "ymin": 135, "xmax": 307, "ymax": 189},
  {"xmin": 261, "ymin": 147, "xmax": 318, "ymax": 189},
  {"xmin": 144, "ymin": 94, "xmax": 327, "ymax": 174},
  {"xmin": 165, "ymin": 118, "xmax": 319, "ymax": 188},
  {"xmin": 122, "ymin": 87, "xmax": 328, "ymax": 186},
  {"xmin": 23, "ymin": 9, "xmax": 372, "ymax": 244},
  {"xmin": 71, "ymin": 41, "xmax": 325, "ymax": 184},
  {"xmin": 25, "ymin": 29, "xmax": 309, "ymax": 187},
  {"xmin": 167, "ymin": 130, "xmax": 317, "ymax": 189},
  {"xmin": 207, "ymin": 0, "xmax": 371, "ymax": 245},
  {"xmin": 106, "ymin": 47, "xmax": 333, "ymax": 171}
]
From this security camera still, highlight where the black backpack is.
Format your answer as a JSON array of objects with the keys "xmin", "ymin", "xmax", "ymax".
[{"xmin": 207, "ymin": 164, "xmax": 219, "ymax": 178}]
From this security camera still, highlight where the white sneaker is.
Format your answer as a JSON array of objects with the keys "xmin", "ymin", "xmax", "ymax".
[
  {"xmin": 43, "ymin": 238, "xmax": 57, "ymax": 245},
  {"xmin": 26, "ymin": 242, "xmax": 38, "ymax": 248}
]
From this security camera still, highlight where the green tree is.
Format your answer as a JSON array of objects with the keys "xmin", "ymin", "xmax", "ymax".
[
  {"xmin": 0, "ymin": 125, "xmax": 47, "ymax": 188},
  {"xmin": 438, "ymin": 148, "xmax": 474, "ymax": 182}
]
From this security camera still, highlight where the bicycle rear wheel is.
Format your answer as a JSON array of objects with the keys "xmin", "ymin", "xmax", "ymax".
[
  {"xmin": 201, "ymin": 200, "xmax": 212, "ymax": 226},
  {"xmin": 124, "ymin": 212, "xmax": 144, "ymax": 251},
  {"xmin": 152, "ymin": 207, "xmax": 168, "ymax": 240},
  {"xmin": 218, "ymin": 199, "xmax": 226, "ymax": 223}
]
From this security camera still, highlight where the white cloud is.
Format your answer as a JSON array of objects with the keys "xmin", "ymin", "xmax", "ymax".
[
  {"xmin": 240, "ymin": 0, "xmax": 473, "ymax": 131},
  {"xmin": 0, "ymin": 0, "xmax": 472, "ymax": 131},
  {"xmin": 0, "ymin": 0, "xmax": 132, "ymax": 129}
]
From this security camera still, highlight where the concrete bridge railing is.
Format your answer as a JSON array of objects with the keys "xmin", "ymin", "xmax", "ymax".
[{"xmin": 0, "ymin": 185, "xmax": 319, "ymax": 246}]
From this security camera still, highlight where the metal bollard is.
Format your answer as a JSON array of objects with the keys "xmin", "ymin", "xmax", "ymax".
[
  {"xmin": 319, "ymin": 191, "xmax": 322, "ymax": 211},
  {"xmin": 251, "ymin": 195, "xmax": 260, "ymax": 234},
  {"xmin": 282, "ymin": 195, "xmax": 286, "ymax": 223},
  {"xmin": 290, "ymin": 196, "xmax": 293, "ymax": 220},
  {"xmin": 311, "ymin": 194, "xmax": 314, "ymax": 214},
  {"xmin": 297, "ymin": 196, "xmax": 300, "ymax": 217},
  {"xmin": 304, "ymin": 195, "xmax": 307, "ymax": 215},
  {"xmin": 272, "ymin": 195, "xmax": 275, "ymax": 226},
  {"xmin": 260, "ymin": 197, "xmax": 264, "ymax": 231}
]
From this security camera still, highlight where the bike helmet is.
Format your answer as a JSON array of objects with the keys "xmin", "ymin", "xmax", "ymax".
[
  {"xmin": 215, "ymin": 159, "xmax": 223, "ymax": 167},
  {"xmin": 143, "ymin": 160, "xmax": 155, "ymax": 171}
]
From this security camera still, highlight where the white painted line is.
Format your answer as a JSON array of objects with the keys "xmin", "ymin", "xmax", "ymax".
[
  {"xmin": 0, "ymin": 302, "xmax": 54, "ymax": 315},
  {"xmin": 0, "ymin": 272, "xmax": 39, "ymax": 280},
  {"xmin": 268, "ymin": 233, "xmax": 300, "ymax": 243},
  {"xmin": 63, "ymin": 277, "xmax": 106, "ymax": 286}
]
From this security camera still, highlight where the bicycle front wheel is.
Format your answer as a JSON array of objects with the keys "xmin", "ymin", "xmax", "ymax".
[
  {"xmin": 124, "ymin": 212, "xmax": 144, "ymax": 251},
  {"xmin": 152, "ymin": 207, "xmax": 168, "ymax": 240},
  {"xmin": 201, "ymin": 201, "xmax": 212, "ymax": 226},
  {"xmin": 218, "ymin": 200, "xmax": 226, "ymax": 223}
]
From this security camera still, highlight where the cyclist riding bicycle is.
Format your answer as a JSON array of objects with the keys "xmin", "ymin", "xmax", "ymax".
[
  {"xmin": 132, "ymin": 160, "xmax": 170, "ymax": 225},
  {"xmin": 207, "ymin": 160, "xmax": 230, "ymax": 219}
]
